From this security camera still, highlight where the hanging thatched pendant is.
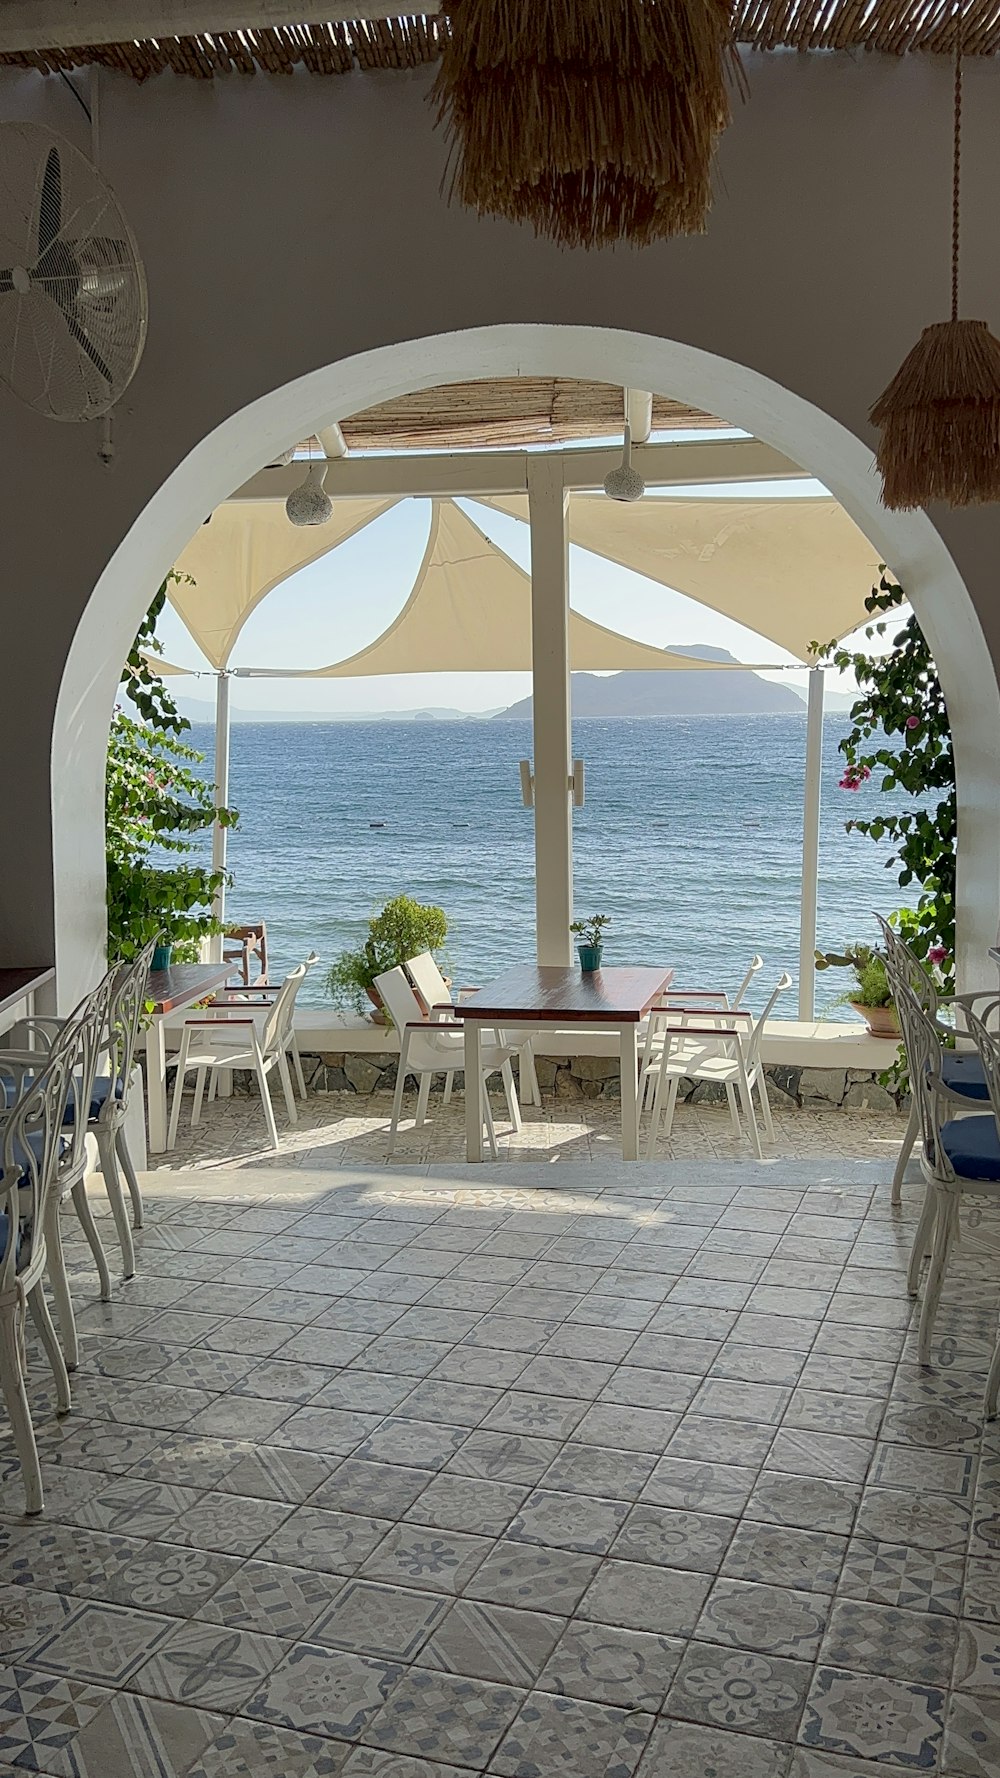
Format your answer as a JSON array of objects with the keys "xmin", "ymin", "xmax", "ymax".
[
  {"xmin": 870, "ymin": 4, "xmax": 1000, "ymax": 509},
  {"xmin": 871, "ymin": 319, "xmax": 1000, "ymax": 510},
  {"xmin": 432, "ymin": 0, "xmax": 741, "ymax": 249}
]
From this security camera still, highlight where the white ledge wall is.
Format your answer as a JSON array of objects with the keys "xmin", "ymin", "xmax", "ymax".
[
  {"xmin": 0, "ymin": 52, "xmax": 996, "ymax": 1001},
  {"xmin": 289, "ymin": 1013, "xmax": 899, "ymax": 1073}
]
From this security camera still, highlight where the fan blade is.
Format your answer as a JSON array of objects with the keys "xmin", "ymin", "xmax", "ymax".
[
  {"xmin": 37, "ymin": 146, "xmax": 62, "ymax": 257},
  {"xmin": 61, "ymin": 305, "xmax": 114, "ymax": 384}
]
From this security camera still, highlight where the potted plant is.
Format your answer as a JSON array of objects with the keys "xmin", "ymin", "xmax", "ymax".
[
  {"xmin": 327, "ymin": 894, "xmax": 448, "ymax": 1019},
  {"xmin": 815, "ymin": 942, "xmax": 900, "ymax": 1039},
  {"xmin": 571, "ymin": 913, "xmax": 611, "ymax": 973}
]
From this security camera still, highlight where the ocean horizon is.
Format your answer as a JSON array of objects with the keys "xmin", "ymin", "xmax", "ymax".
[{"xmin": 183, "ymin": 712, "xmax": 923, "ymax": 1019}]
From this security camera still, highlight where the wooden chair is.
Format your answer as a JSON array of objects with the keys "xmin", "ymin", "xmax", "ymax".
[{"xmin": 224, "ymin": 921, "xmax": 269, "ymax": 988}]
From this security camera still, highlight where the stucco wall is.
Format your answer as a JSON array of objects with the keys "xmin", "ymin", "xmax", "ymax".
[{"xmin": 1, "ymin": 51, "xmax": 999, "ymax": 1000}]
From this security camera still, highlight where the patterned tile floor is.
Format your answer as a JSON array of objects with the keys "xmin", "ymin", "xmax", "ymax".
[
  {"xmin": 2, "ymin": 1155, "xmax": 1000, "ymax": 1778},
  {"xmin": 151, "ymin": 1084, "xmax": 908, "ymax": 1173}
]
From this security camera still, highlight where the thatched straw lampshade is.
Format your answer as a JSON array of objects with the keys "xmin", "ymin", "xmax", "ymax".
[
  {"xmin": 432, "ymin": 0, "xmax": 740, "ymax": 249},
  {"xmin": 870, "ymin": 6, "xmax": 1000, "ymax": 509}
]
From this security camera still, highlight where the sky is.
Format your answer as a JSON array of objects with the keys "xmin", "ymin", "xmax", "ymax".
[{"xmin": 155, "ymin": 469, "xmax": 887, "ymax": 717}]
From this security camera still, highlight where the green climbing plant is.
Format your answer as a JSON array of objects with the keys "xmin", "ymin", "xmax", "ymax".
[
  {"xmin": 813, "ymin": 569, "xmax": 955, "ymax": 995},
  {"xmin": 107, "ymin": 576, "xmax": 238, "ymax": 962}
]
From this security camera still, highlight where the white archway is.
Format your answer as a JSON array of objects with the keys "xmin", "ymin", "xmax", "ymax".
[{"xmin": 53, "ymin": 323, "xmax": 998, "ymax": 1007}]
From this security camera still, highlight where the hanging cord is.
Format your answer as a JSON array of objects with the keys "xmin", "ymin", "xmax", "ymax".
[{"xmin": 951, "ymin": 0, "xmax": 964, "ymax": 323}]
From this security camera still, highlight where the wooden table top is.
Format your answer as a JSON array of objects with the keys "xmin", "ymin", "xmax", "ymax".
[
  {"xmin": 0, "ymin": 966, "xmax": 55, "ymax": 1018},
  {"xmin": 455, "ymin": 964, "xmax": 675, "ymax": 1024},
  {"xmin": 147, "ymin": 961, "xmax": 233, "ymax": 1016}
]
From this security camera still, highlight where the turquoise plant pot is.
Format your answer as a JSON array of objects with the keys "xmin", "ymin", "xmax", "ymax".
[
  {"xmin": 151, "ymin": 943, "xmax": 173, "ymax": 972},
  {"xmin": 578, "ymin": 944, "xmax": 603, "ymax": 972}
]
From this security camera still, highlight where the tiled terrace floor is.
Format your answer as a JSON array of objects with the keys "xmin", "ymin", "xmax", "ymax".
[
  {"xmin": 2, "ymin": 1157, "xmax": 1000, "ymax": 1778},
  {"xmin": 151, "ymin": 1085, "xmax": 907, "ymax": 1172}
]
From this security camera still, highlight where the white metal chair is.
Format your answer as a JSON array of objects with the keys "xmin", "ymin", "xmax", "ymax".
[
  {"xmin": 641, "ymin": 970, "xmax": 792, "ymax": 1159},
  {"xmin": 895, "ymin": 982, "xmax": 1000, "ymax": 1369},
  {"xmin": 375, "ymin": 965, "xmax": 521, "ymax": 1158},
  {"xmin": 0, "ymin": 1030, "xmax": 75, "ymax": 1514},
  {"xmin": 201, "ymin": 960, "xmax": 314, "ymax": 1100},
  {"xmin": 7, "ymin": 942, "xmax": 155, "ymax": 1284},
  {"xmin": 875, "ymin": 913, "xmax": 994, "ymax": 1205},
  {"xmin": 404, "ymin": 950, "xmax": 541, "ymax": 1108},
  {"xmin": 167, "ymin": 953, "xmax": 318, "ymax": 1153},
  {"xmin": 640, "ymin": 955, "xmax": 763, "ymax": 1109}
]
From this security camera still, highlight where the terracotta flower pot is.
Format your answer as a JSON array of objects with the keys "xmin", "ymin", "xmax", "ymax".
[
  {"xmin": 851, "ymin": 1000, "xmax": 900, "ymax": 1039},
  {"xmin": 365, "ymin": 983, "xmax": 387, "ymax": 1025}
]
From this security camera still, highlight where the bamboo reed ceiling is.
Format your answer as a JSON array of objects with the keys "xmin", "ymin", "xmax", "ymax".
[
  {"xmin": 315, "ymin": 379, "xmax": 724, "ymax": 452},
  {"xmin": 7, "ymin": 2, "xmax": 1000, "ymax": 78}
]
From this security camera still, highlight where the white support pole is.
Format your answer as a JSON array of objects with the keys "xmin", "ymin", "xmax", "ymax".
[
  {"xmin": 798, "ymin": 666, "xmax": 825, "ymax": 1020},
  {"xmin": 210, "ymin": 670, "xmax": 231, "ymax": 961},
  {"xmin": 528, "ymin": 455, "xmax": 573, "ymax": 966}
]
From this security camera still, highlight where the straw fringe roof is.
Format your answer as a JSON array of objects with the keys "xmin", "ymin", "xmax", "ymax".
[{"xmin": 7, "ymin": 2, "xmax": 1000, "ymax": 79}]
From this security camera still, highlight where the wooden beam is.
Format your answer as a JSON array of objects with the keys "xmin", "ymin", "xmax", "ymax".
[
  {"xmin": 228, "ymin": 438, "xmax": 806, "ymax": 502},
  {"xmin": 0, "ymin": 1, "xmax": 436, "ymax": 53}
]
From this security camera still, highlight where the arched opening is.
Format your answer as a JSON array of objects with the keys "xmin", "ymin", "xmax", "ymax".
[{"xmin": 53, "ymin": 324, "xmax": 998, "ymax": 1013}]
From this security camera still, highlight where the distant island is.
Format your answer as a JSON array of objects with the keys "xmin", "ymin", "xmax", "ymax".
[
  {"xmin": 176, "ymin": 698, "xmax": 502, "ymax": 725},
  {"xmin": 494, "ymin": 645, "xmax": 812, "ymax": 719}
]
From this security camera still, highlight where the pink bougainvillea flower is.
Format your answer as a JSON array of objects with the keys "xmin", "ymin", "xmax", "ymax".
[
  {"xmin": 928, "ymin": 946, "xmax": 949, "ymax": 965},
  {"xmin": 838, "ymin": 765, "xmax": 871, "ymax": 791},
  {"xmin": 905, "ymin": 715, "xmax": 920, "ymax": 730}
]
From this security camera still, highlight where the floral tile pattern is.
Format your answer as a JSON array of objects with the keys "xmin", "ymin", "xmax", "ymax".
[
  {"xmin": 5, "ymin": 1157, "xmax": 1000, "ymax": 1778},
  {"xmin": 664, "ymin": 1643, "xmax": 812, "ymax": 1739},
  {"xmin": 246, "ymin": 1644, "xmax": 399, "ymax": 1740},
  {"xmin": 800, "ymin": 1666, "xmax": 945, "ymax": 1767}
]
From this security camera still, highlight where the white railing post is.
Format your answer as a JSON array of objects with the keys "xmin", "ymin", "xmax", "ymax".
[
  {"xmin": 528, "ymin": 454, "xmax": 573, "ymax": 965},
  {"xmin": 209, "ymin": 669, "xmax": 231, "ymax": 961},
  {"xmin": 798, "ymin": 665, "xmax": 825, "ymax": 1019}
]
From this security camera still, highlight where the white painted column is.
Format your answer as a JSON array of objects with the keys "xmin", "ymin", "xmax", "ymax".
[
  {"xmin": 528, "ymin": 455, "xmax": 573, "ymax": 965},
  {"xmin": 798, "ymin": 666, "xmax": 825, "ymax": 1020},
  {"xmin": 209, "ymin": 670, "xmax": 231, "ymax": 961}
]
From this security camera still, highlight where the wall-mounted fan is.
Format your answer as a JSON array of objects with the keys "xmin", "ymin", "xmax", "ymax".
[{"xmin": 0, "ymin": 122, "xmax": 147, "ymax": 421}]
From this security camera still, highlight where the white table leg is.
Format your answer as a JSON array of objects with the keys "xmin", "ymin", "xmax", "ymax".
[
  {"xmin": 146, "ymin": 1015, "xmax": 168, "ymax": 1154},
  {"xmin": 465, "ymin": 1021, "xmax": 484, "ymax": 1162},
  {"xmin": 620, "ymin": 1022, "xmax": 639, "ymax": 1161}
]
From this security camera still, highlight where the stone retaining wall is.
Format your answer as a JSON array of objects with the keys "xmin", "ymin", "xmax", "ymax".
[{"xmin": 293, "ymin": 1050, "xmax": 902, "ymax": 1113}]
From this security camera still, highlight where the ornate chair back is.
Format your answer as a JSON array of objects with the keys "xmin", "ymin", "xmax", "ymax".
[{"xmin": 0, "ymin": 1028, "xmax": 75, "ymax": 1298}]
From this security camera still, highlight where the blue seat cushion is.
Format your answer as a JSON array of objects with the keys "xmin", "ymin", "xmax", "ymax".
[
  {"xmin": 940, "ymin": 1050, "xmax": 989, "ymax": 1101},
  {"xmin": 61, "ymin": 1074, "xmax": 124, "ymax": 1127},
  {"xmin": 940, "ymin": 1115, "xmax": 1000, "ymax": 1182}
]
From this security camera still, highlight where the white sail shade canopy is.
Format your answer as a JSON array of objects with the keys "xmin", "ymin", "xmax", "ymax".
[
  {"xmin": 486, "ymin": 494, "xmax": 881, "ymax": 664},
  {"xmin": 171, "ymin": 496, "xmax": 399, "ymax": 669},
  {"xmin": 162, "ymin": 488, "xmax": 881, "ymax": 675},
  {"xmin": 249, "ymin": 501, "xmax": 730, "ymax": 678}
]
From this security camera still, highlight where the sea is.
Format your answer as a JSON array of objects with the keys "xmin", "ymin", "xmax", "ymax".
[{"xmin": 183, "ymin": 713, "xmax": 925, "ymax": 1020}]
